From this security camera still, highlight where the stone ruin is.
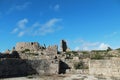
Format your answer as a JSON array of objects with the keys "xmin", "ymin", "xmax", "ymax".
[
  {"xmin": 0, "ymin": 40, "xmax": 86, "ymax": 78},
  {"xmin": 15, "ymin": 42, "xmax": 45, "ymax": 52},
  {"xmin": 0, "ymin": 41, "xmax": 62, "ymax": 78},
  {"xmin": 60, "ymin": 40, "xmax": 68, "ymax": 52}
]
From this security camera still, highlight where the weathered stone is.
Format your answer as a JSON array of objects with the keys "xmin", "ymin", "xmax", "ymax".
[
  {"xmin": 0, "ymin": 58, "xmax": 36, "ymax": 78},
  {"xmin": 27, "ymin": 59, "xmax": 59, "ymax": 75},
  {"xmin": 0, "ymin": 51, "xmax": 20, "ymax": 58},
  {"xmin": 45, "ymin": 45, "xmax": 58, "ymax": 59},
  {"xmin": 89, "ymin": 58, "xmax": 120, "ymax": 78},
  {"xmin": 5, "ymin": 49, "xmax": 10, "ymax": 54},
  {"xmin": 15, "ymin": 42, "xmax": 44, "ymax": 51}
]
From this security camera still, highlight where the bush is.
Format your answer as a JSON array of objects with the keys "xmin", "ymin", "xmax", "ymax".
[
  {"xmin": 72, "ymin": 51, "xmax": 79, "ymax": 56},
  {"xmin": 74, "ymin": 61, "xmax": 88, "ymax": 69},
  {"xmin": 91, "ymin": 53, "xmax": 104, "ymax": 59},
  {"xmin": 21, "ymin": 49, "xmax": 30, "ymax": 53},
  {"xmin": 24, "ymin": 49, "xmax": 30, "ymax": 52}
]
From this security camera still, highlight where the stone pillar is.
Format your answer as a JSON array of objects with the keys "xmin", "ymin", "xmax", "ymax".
[{"xmin": 60, "ymin": 40, "xmax": 67, "ymax": 52}]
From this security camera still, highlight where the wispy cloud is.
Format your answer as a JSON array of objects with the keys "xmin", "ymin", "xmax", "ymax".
[
  {"xmin": 12, "ymin": 28, "xmax": 18, "ymax": 33},
  {"xmin": 11, "ymin": 18, "xmax": 62, "ymax": 37},
  {"xmin": 50, "ymin": 4, "xmax": 60, "ymax": 11},
  {"xmin": 11, "ymin": 18, "xmax": 28, "ymax": 34},
  {"xmin": 18, "ymin": 31, "xmax": 25, "ymax": 37},
  {"xmin": 73, "ymin": 39, "xmax": 110, "ymax": 51},
  {"xmin": 7, "ymin": 2, "xmax": 31, "ymax": 14},
  {"xmin": 98, "ymin": 43, "xmax": 110, "ymax": 50},
  {"xmin": 104, "ymin": 32, "xmax": 118, "ymax": 38},
  {"xmin": 17, "ymin": 18, "xmax": 28, "ymax": 29},
  {"xmin": 33, "ymin": 18, "xmax": 62, "ymax": 36}
]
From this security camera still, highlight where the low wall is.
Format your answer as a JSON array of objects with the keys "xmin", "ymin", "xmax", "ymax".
[{"xmin": 89, "ymin": 58, "xmax": 120, "ymax": 77}]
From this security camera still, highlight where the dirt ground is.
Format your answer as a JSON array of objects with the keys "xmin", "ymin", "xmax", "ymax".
[{"xmin": 1, "ymin": 74, "xmax": 119, "ymax": 80}]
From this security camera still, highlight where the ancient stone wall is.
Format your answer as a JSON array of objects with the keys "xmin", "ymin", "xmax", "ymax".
[
  {"xmin": 89, "ymin": 58, "xmax": 120, "ymax": 77},
  {"xmin": 27, "ymin": 59, "xmax": 59, "ymax": 75},
  {"xmin": 0, "ymin": 58, "xmax": 35, "ymax": 78},
  {"xmin": 0, "ymin": 58, "xmax": 59, "ymax": 78},
  {"xmin": 45, "ymin": 45, "xmax": 58, "ymax": 59},
  {"xmin": 15, "ymin": 42, "xmax": 41, "ymax": 51}
]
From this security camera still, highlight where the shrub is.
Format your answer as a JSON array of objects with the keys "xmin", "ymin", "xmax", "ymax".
[
  {"xmin": 72, "ymin": 51, "xmax": 79, "ymax": 56},
  {"xmin": 91, "ymin": 53, "xmax": 104, "ymax": 59},
  {"xmin": 24, "ymin": 49, "xmax": 30, "ymax": 52},
  {"xmin": 21, "ymin": 49, "xmax": 30, "ymax": 53},
  {"xmin": 74, "ymin": 61, "xmax": 84, "ymax": 69}
]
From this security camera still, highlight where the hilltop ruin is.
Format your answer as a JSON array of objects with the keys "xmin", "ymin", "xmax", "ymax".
[{"xmin": 1, "ymin": 40, "xmax": 120, "ymax": 79}]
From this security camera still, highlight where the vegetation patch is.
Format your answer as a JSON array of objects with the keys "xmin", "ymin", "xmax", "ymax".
[{"xmin": 74, "ymin": 61, "xmax": 88, "ymax": 69}]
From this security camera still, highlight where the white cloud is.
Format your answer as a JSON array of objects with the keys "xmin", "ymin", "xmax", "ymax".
[
  {"xmin": 17, "ymin": 18, "xmax": 28, "ymax": 29},
  {"xmin": 83, "ymin": 47, "xmax": 89, "ymax": 51},
  {"xmin": 73, "ymin": 39, "xmax": 110, "ymax": 50},
  {"xmin": 50, "ymin": 4, "xmax": 60, "ymax": 11},
  {"xmin": 11, "ymin": 28, "xmax": 18, "ymax": 33},
  {"xmin": 45, "ymin": 18, "xmax": 61, "ymax": 27},
  {"xmin": 34, "ymin": 18, "xmax": 62, "ymax": 36},
  {"xmin": 18, "ymin": 32, "xmax": 25, "ymax": 37},
  {"xmin": 7, "ymin": 2, "xmax": 31, "ymax": 14},
  {"xmin": 74, "ymin": 47, "xmax": 80, "ymax": 51},
  {"xmin": 12, "ymin": 18, "xmax": 62, "ymax": 37},
  {"xmin": 11, "ymin": 18, "xmax": 28, "ymax": 35},
  {"xmin": 98, "ymin": 43, "xmax": 109, "ymax": 50},
  {"xmin": 83, "ymin": 42, "xmax": 100, "ymax": 47}
]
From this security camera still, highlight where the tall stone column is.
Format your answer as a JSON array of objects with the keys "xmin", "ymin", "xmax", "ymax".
[{"xmin": 60, "ymin": 40, "xmax": 67, "ymax": 52}]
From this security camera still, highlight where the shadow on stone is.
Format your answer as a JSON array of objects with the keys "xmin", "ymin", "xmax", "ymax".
[
  {"xmin": 0, "ymin": 51, "xmax": 20, "ymax": 59},
  {"xmin": 59, "ymin": 60, "xmax": 70, "ymax": 74},
  {"xmin": 0, "ymin": 59, "xmax": 36, "ymax": 78}
]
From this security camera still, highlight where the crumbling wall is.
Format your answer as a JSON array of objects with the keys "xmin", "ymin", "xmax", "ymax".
[
  {"xmin": 15, "ymin": 42, "xmax": 41, "ymax": 51},
  {"xmin": 0, "ymin": 58, "xmax": 59, "ymax": 78},
  {"xmin": 89, "ymin": 58, "xmax": 120, "ymax": 77},
  {"xmin": 27, "ymin": 59, "xmax": 59, "ymax": 75},
  {"xmin": 0, "ymin": 58, "xmax": 35, "ymax": 78},
  {"xmin": 45, "ymin": 45, "xmax": 58, "ymax": 59}
]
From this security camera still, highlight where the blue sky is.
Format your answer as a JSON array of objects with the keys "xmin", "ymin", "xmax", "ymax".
[{"xmin": 0, "ymin": 0, "xmax": 120, "ymax": 51}]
